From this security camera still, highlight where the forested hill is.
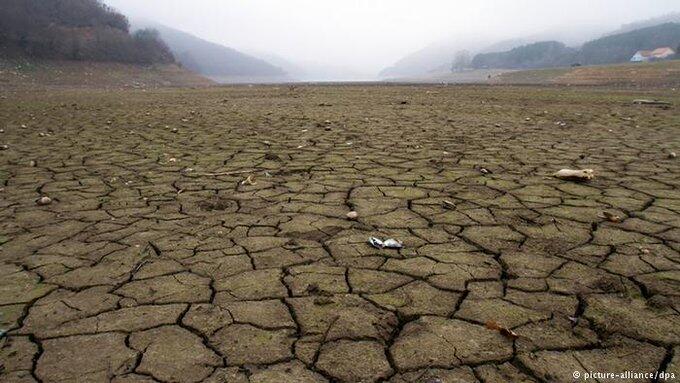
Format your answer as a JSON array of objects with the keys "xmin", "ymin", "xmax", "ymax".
[
  {"xmin": 471, "ymin": 23, "xmax": 680, "ymax": 69},
  {"xmin": 578, "ymin": 23, "xmax": 680, "ymax": 65},
  {"xmin": 472, "ymin": 41, "xmax": 577, "ymax": 69},
  {"xmin": 0, "ymin": 0, "xmax": 174, "ymax": 64}
]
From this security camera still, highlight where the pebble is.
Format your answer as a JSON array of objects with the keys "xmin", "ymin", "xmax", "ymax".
[
  {"xmin": 346, "ymin": 211, "xmax": 359, "ymax": 220},
  {"xmin": 36, "ymin": 196, "xmax": 52, "ymax": 206}
]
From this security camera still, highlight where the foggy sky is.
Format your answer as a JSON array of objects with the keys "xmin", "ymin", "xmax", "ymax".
[{"xmin": 104, "ymin": 0, "xmax": 679, "ymax": 77}]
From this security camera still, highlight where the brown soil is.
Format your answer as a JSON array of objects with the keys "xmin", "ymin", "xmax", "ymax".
[{"xmin": 1, "ymin": 84, "xmax": 679, "ymax": 382}]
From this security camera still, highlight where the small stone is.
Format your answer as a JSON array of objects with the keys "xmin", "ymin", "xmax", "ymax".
[
  {"xmin": 37, "ymin": 196, "xmax": 52, "ymax": 206},
  {"xmin": 346, "ymin": 211, "xmax": 358, "ymax": 220}
]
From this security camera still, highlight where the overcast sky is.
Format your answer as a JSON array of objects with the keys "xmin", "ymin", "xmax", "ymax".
[{"xmin": 104, "ymin": 0, "xmax": 679, "ymax": 76}]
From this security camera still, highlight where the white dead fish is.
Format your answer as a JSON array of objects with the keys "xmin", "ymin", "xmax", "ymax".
[
  {"xmin": 554, "ymin": 169, "xmax": 594, "ymax": 182},
  {"xmin": 241, "ymin": 175, "xmax": 256, "ymax": 186},
  {"xmin": 383, "ymin": 239, "xmax": 403, "ymax": 249},
  {"xmin": 368, "ymin": 237, "xmax": 403, "ymax": 249},
  {"xmin": 368, "ymin": 237, "xmax": 384, "ymax": 249}
]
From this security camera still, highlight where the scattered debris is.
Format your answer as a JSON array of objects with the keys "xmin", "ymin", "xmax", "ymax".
[
  {"xmin": 600, "ymin": 211, "xmax": 621, "ymax": 223},
  {"xmin": 368, "ymin": 237, "xmax": 403, "ymax": 249},
  {"xmin": 36, "ymin": 196, "xmax": 52, "ymax": 206},
  {"xmin": 632, "ymin": 99, "xmax": 671, "ymax": 106},
  {"xmin": 485, "ymin": 320, "xmax": 519, "ymax": 340},
  {"xmin": 553, "ymin": 168, "xmax": 594, "ymax": 182},
  {"xmin": 241, "ymin": 175, "xmax": 256, "ymax": 186},
  {"xmin": 442, "ymin": 200, "xmax": 456, "ymax": 210},
  {"xmin": 346, "ymin": 211, "xmax": 359, "ymax": 220}
]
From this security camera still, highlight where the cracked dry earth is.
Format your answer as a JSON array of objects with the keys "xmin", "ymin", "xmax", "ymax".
[{"xmin": 0, "ymin": 85, "xmax": 679, "ymax": 383}]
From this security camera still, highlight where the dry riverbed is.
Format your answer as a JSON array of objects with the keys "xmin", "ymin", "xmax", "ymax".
[{"xmin": 1, "ymin": 85, "xmax": 679, "ymax": 382}]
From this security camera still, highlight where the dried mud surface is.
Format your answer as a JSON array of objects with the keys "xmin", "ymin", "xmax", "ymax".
[{"xmin": 1, "ymin": 85, "xmax": 679, "ymax": 382}]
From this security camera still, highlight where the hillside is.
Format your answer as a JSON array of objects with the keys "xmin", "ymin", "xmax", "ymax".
[
  {"xmin": 493, "ymin": 60, "xmax": 680, "ymax": 87},
  {"xmin": 0, "ymin": 0, "xmax": 173, "ymax": 64},
  {"xmin": 0, "ymin": 58, "xmax": 213, "ymax": 90},
  {"xmin": 578, "ymin": 23, "xmax": 680, "ymax": 65},
  {"xmin": 472, "ymin": 41, "xmax": 578, "ymax": 69},
  {"xmin": 378, "ymin": 26, "xmax": 606, "ymax": 79},
  {"xmin": 608, "ymin": 12, "xmax": 680, "ymax": 35},
  {"xmin": 136, "ymin": 22, "xmax": 288, "ymax": 83}
]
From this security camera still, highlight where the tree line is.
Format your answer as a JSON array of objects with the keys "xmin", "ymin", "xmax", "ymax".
[
  {"xmin": 0, "ymin": 0, "xmax": 174, "ymax": 64},
  {"xmin": 458, "ymin": 22, "xmax": 680, "ymax": 70}
]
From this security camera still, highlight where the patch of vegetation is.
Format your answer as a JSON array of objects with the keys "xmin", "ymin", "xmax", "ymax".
[
  {"xmin": 472, "ymin": 41, "xmax": 578, "ymax": 69},
  {"xmin": 0, "ymin": 0, "xmax": 174, "ymax": 64},
  {"xmin": 579, "ymin": 23, "xmax": 680, "ymax": 65},
  {"xmin": 473, "ymin": 23, "xmax": 680, "ymax": 69}
]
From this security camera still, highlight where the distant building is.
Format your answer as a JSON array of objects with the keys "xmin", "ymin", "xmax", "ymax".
[{"xmin": 630, "ymin": 47, "xmax": 676, "ymax": 62}]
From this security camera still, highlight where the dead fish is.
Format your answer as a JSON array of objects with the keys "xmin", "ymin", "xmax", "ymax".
[
  {"xmin": 554, "ymin": 168, "xmax": 594, "ymax": 182},
  {"xmin": 368, "ymin": 237, "xmax": 403, "ymax": 249},
  {"xmin": 368, "ymin": 237, "xmax": 384, "ymax": 249},
  {"xmin": 383, "ymin": 239, "xmax": 403, "ymax": 249}
]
